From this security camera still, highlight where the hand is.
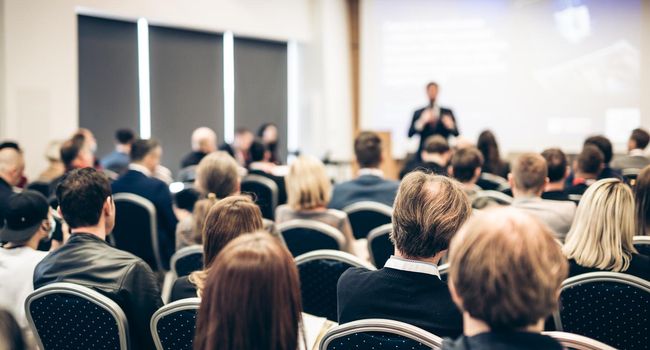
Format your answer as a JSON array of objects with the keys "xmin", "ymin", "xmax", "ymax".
[
  {"xmin": 416, "ymin": 109, "xmax": 436, "ymax": 130},
  {"xmin": 441, "ymin": 114, "xmax": 455, "ymax": 130}
]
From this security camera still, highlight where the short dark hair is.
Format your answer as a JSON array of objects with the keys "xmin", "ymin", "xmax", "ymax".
[
  {"xmin": 249, "ymin": 141, "xmax": 267, "ymax": 162},
  {"xmin": 451, "ymin": 147, "xmax": 484, "ymax": 182},
  {"xmin": 584, "ymin": 135, "xmax": 613, "ymax": 164},
  {"xmin": 115, "ymin": 129, "xmax": 136, "ymax": 145},
  {"xmin": 630, "ymin": 128, "xmax": 650, "ymax": 150},
  {"xmin": 56, "ymin": 168, "xmax": 112, "ymax": 228},
  {"xmin": 354, "ymin": 131, "xmax": 382, "ymax": 168},
  {"xmin": 0, "ymin": 141, "xmax": 21, "ymax": 152},
  {"xmin": 423, "ymin": 136, "xmax": 450, "ymax": 154},
  {"xmin": 541, "ymin": 148, "xmax": 567, "ymax": 183},
  {"xmin": 577, "ymin": 145, "xmax": 604, "ymax": 175},
  {"xmin": 130, "ymin": 139, "xmax": 160, "ymax": 162},
  {"xmin": 426, "ymin": 81, "xmax": 438, "ymax": 89},
  {"xmin": 60, "ymin": 135, "xmax": 85, "ymax": 169}
]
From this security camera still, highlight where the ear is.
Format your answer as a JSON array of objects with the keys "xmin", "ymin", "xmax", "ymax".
[
  {"xmin": 474, "ymin": 167, "xmax": 481, "ymax": 178},
  {"xmin": 544, "ymin": 177, "xmax": 550, "ymax": 188},
  {"xmin": 104, "ymin": 196, "xmax": 114, "ymax": 216},
  {"xmin": 448, "ymin": 278, "xmax": 464, "ymax": 310},
  {"xmin": 57, "ymin": 207, "xmax": 64, "ymax": 219},
  {"xmin": 508, "ymin": 173, "xmax": 514, "ymax": 188},
  {"xmin": 448, "ymin": 166, "xmax": 454, "ymax": 177}
]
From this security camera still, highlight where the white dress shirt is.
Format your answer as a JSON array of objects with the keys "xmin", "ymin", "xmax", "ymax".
[{"xmin": 384, "ymin": 255, "xmax": 440, "ymax": 279}]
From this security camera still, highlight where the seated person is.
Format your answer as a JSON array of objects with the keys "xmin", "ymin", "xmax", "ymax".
[
  {"xmin": 400, "ymin": 135, "xmax": 451, "ymax": 179},
  {"xmin": 181, "ymin": 127, "xmax": 217, "ymax": 169},
  {"xmin": 248, "ymin": 141, "xmax": 287, "ymax": 205},
  {"xmin": 257, "ymin": 123, "xmax": 281, "ymax": 164},
  {"xmin": 477, "ymin": 130, "xmax": 510, "ymax": 179},
  {"xmin": 330, "ymin": 131, "xmax": 399, "ymax": 209},
  {"xmin": 0, "ymin": 191, "xmax": 52, "ymax": 329},
  {"xmin": 611, "ymin": 128, "xmax": 650, "ymax": 171},
  {"xmin": 449, "ymin": 147, "xmax": 483, "ymax": 198},
  {"xmin": 634, "ymin": 165, "xmax": 650, "ymax": 236},
  {"xmin": 171, "ymin": 195, "xmax": 264, "ymax": 301},
  {"xmin": 442, "ymin": 207, "xmax": 567, "ymax": 350},
  {"xmin": 220, "ymin": 128, "xmax": 254, "ymax": 167},
  {"xmin": 541, "ymin": 148, "xmax": 571, "ymax": 201},
  {"xmin": 48, "ymin": 134, "xmax": 95, "ymax": 196},
  {"xmin": 34, "ymin": 168, "xmax": 162, "ymax": 350},
  {"xmin": 276, "ymin": 155, "xmax": 356, "ymax": 255},
  {"xmin": 0, "ymin": 148, "xmax": 24, "ymax": 221},
  {"xmin": 37, "ymin": 140, "xmax": 65, "ymax": 183},
  {"xmin": 566, "ymin": 145, "xmax": 604, "ymax": 196},
  {"xmin": 100, "ymin": 128, "xmax": 135, "ymax": 175},
  {"xmin": 111, "ymin": 139, "xmax": 177, "ymax": 268},
  {"xmin": 337, "ymin": 172, "xmax": 471, "ymax": 337},
  {"xmin": 563, "ymin": 178, "xmax": 650, "ymax": 280},
  {"xmin": 509, "ymin": 153, "xmax": 576, "ymax": 240}
]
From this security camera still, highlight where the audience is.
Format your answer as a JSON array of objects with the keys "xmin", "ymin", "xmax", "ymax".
[
  {"xmin": 220, "ymin": 128, "xmax": 254, "ymax": 167},
  {"xmin": 100, "ymin": 128, "xmax": 136, "ymax": 175},
  {"xmin": 194, "ymin": 232, "xmax": 304, "ymax": 350},
  {"xmin": 566, "ymin": 145, "xmax": 604, "ymax": 196},
  {"xmin": 36, "ymin": 140, "xmax": 64, "ymax": 183},
  {"xmin": 584, "ymin": 135, "xmax": 620, "ymax": 180},
  {"xmin": 400, "ymin": 135, "xmax": 451, "ymax": 179},
  {"xmin": 330, "ymin": 131, "xmax": 399, "ymax": 209},
  {"xmin": 181, "ymin": 127, "xmax": 218, "ymax": 169},
  {"xmin": 563, "ymin": 178, "xmax": 649, "ymax": 280},
  {"xmin": 442, "ymin": 207, "xmax": 567, "ymax": 350},
  {"xmin": 476, "ymin": 130, "xmax": 510, "ymax": 179},
  {"xmin": 337, "ymin": 172, "xmax": 470, "ymax": 337},
  {"xmin": 509, "ymin": 153, "xmax": 576, "ymax": 239},
  {"xmin": 449, "ymin": 146, "xmax": 483, "ymax": 198},
  {"xmin": 248, "ymin": 141, "xmax": 287, "ymax": 205},
  {"xmin": 0, "ymin": 309, "xmax": 25, "ymax": 350},
  {"xmin": 634, "ymin": 165, "xmax": 650, "ymax": 236},
  {"xmin": 257, "ymin": 123, "xmax": 281, "ymax": 164},
  {"xmin": 33, "ymin": 168, "xmax": 162, "ymax": 350},
  {"xmin": 276, "ymin": 155, "xmax": 356, "ymax": 254},
  {"xmin": 171, "ymin": 195, "xmax": 264, "ymax": 301},
  {"xmin": 111, "ymin": 139, "xmax": 178, "ymax": 268},
  {"xmin": 0, "ymin": 148, "xmax": 24, "ymax": 221},
  {"xmin": 611, "ymin": 128, "xmax": 650, "ymax": 171},
  {"xmin": 540, "ymin": 148, "xmax": 571, "ymax": 201},
  {"xmin": 0, "ymin": 191, "xmax": 52, "ymax": 329}
]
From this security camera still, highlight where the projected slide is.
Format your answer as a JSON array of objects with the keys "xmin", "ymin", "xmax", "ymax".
[{"xmin": 360, "ymin": 0, "xmax": 642, "ymax": 157}]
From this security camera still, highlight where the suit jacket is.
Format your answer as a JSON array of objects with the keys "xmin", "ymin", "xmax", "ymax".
[
  {"xmin": 611, "ymin": 154, "xmax": 650, "ymax": 171},
  {"xmin": 328, "ymin": 175, "xmax": 399, "ymax": 210},
  {"xmin": 400, "ymin": 161, "xmax": 448, "ymax": 179},
  {"xmin": 408, "ymin": 106, "xmax": 459, "ymax": 155},
  {"xmin": 511, "ymin": 197, "xmax": 576, "ymax": 240},
  {"xmin": 0, "ymin": 178, "xmax": 14, "ymax": 222},
  {"xmin": 442, "ymin": 332, "xmax": 562, "ymax": 350},
  {"xmin": 111, "ymin": 170, "xmax": 178, "ymax": 265},
  {"xmin": 180, "ymin": 151, "xmax": 207, "ymax": 169},
  {"xmin": 100, "ymin": 151, "xmax": 130, "ymax": 175}
]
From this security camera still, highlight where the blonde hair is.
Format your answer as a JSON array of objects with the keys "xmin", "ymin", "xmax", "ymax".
[
  {"xmin": 449, "ymin": 207, "xmax": 568, "ymax": 330},
  {"xmin": 563, "ymin": 178, "xmax": 637, "ymax": 272},
  {"xmin": 285, "ymin": 155, "xmax": 331, "ymax": 210},
  {"xmin": 195, "ymin": 151, "xmax": 239, "ymax": 198}
]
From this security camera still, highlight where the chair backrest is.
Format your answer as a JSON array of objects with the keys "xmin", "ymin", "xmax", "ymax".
[
  {"xmin": 319, "ymin": 318, "xmax": 443, "ymax": 350},
  {"xmin": 278, "ymin": 219, "xmax": 346, "ymax": 257},
  {"xmin": 150, "ymin": 298, "xmax": 200, "ymax": 350},
  {"xmin": 478, "ymin": 172, "xmax": 510, "ymax": 191},
  {"xmin": 543, "ymin": 331, "xmax": 616, "ymax": 350},
  {"xmin": 622, "ymin": 168, "xmax": 641, "ymax": 186},
  {"xmin": 177, "ymin": 166, "xmax": 197, "ymax": 184},
  {"xmin": 241, "ymin": 174, "xmax": 279, "ymax": 220},
  {"xmin": 112, "ymin": 193, "xmax": 163, "ymax": 271},
  {"xmin": 170, "ymin": 245, "xmax": 203, "ymax": 278},
  {"xmin": 295, "ymin": 250, "xmax": 376, "ymax": 321},
  {"xmin": 553, "ymin": 272, "xmax": 650, "ymax": 350},
  {"xmin": 472, "ymin": 190, "xmax": 513, "ymax": 208},
  {"xmin": 633, "ymin": 235, "xmax": 650, "ymax": 257},
  {"xmin": 25, "ymin": 282, "xmax": 129, "ymax": 350},
  {"xmin": 342, "ymin": 201, "xmax": 393, "ymax": 240},
  {"xmin": 367, "ymin": 223, "xmax": 394, "ymax": 268}
]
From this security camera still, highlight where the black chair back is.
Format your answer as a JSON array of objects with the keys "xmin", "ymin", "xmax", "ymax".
[
  {"xmin": 278, "ymin": 220, "xmax": 345, "ymax": 257},
  {"xmin": 170, "ymin": 245, "xmax": 204, "ymax": 278},
  {"xmin": 622, "ymin": 168, "xmax": 641, "ymax": 186},
  {"xmin": 319, "ymin": 319, "xmax": 442, "ymax": 350},
  {"xmin": 241, "ymin": 175, "xmax": 279, "ymax": 220},
  {"xmin": 151, "ymin": 298, "xmax": 200, "ymax": 350},
  {"xmin": 633, "ymin": 236, "xmax": 650, "ymax": 257},
  {"xmin": 342, "ymin": 201, "xmax": 392, "ymax": 240},
  {"xmin": 26, "ymin": 181, "xmax": 51, "ymax": 198},
  {"xmin": 177, "ymin": 166, "xmax": 197, "ymax": 184},
  {"xmin": 367, "ymin": 224, "xmax": 393, "ymax": 268}
]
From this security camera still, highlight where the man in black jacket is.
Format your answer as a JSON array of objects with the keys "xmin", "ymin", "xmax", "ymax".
[
  {"xmin": 34, "ymin": 168, "xmax": 162, "ymax": 350},
  {"xmin": 337, "ymin": 172, "xmax": 471, "ymax": 337},
  {"xmin": 408, "ymin": 82, "xmax": 459, "ymax": 157}
]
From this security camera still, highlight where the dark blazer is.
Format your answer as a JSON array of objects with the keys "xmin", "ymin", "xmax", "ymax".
[
  {"xmin": 400, "ymin": 161, "xmax": 448, "ymax": 179},
  {"xmin": 442, "ymin": 332, "xmax": 563, "ymax": 350},
  {"xmin": 568, "ymin": 255, "xmax": 650, "ymax": 280},
  {"xmin": 542, "ymin": 190, "xmax": 571, "ymax": 201},
  {"xmin": 247, "ymin": 169, "xmax": 287, "ymax": 205},
  {"xmin": 408, "ymin": 106, "xmax": 459, "ymax": 155},
  {"xmin": 111, "ymin": 170, "xmax": 178, "ymax": 265},
  {"xmin": 337, "ymin": 267, "xmax": 462, "ymax": 338},
  {"xmin": 33, "ymin": 233, "xmax": 163, "ymax": 350},
  {"xmin": 170, "ymin": 276, "xmax": 197, "ymax": 302},
  {"xmin": 329, "ymin": 175, "xmax": 399, "ymax": 210},
  {"xmin": 0, "ymin": 178, "xmax": 14, "ymax": 222},
  {"xmin": 180, "ymin": 151, "xmax": 207, "ymax": 169}
]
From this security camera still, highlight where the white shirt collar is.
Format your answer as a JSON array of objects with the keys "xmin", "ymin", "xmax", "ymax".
[
  {"xmin": 630, "ymin": 149, "xmax": 645, "ymax": 156},
  {"xmin": 358, "ymin": 168, "xmax": 384, "ymax": 178},
  {"xmin": 384, "ymin": 255, "xmax": 440, "ymax": 279},
  {"xmin": 128, "ymin": 163, "xmax": 152, "ymax": 177}
]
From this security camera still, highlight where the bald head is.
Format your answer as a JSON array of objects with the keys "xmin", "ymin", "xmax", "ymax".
[
  {"xmin": 0, "ymin": 148, "xmax": 25, "ymax": 186},
  {"xmin": 191, "ymin": 127, "xmax": 217, "ymax": 153},
  {"xmin": 509, "ymin": 153, "xmax": 548, "ymax": 197}
]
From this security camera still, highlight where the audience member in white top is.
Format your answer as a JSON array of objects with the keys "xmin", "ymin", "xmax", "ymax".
[{"xmin": 611, "ymin": 128, "xmax": 650, "ymax": 171}]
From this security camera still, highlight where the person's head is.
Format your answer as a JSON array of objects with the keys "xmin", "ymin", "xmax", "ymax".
[
  {"xmin": 450, "ymin": 147, "xmax": 484, "ymax": 185},
  {"xmin": 421, "ymin": 135, "xmax": 451, "ymax": 165},
  {"xmin": 195, "ymin": 151, "xmax": 240, "ymax": 198},
  {"xmin": 194, "ymin": 232, "xmax": 303, "ymax": 350},
  {"xmin": 234, "ymin": 128, "xmax": 254, "ymax": 151},
  {"xmin": 575, "ymin": 145, "xmax": 604, "ymax": 178},
  {"xmin": 0, "ymin": 141, "xmax": 20, "ymax": 151},
  {"xmin": 249, "ymin": 141, "xmax": 270, "ymax": 163},
  {"xmin": 634, "ymin": 165, "xmax": 650, "ymax": 236},
  {"xmin": 476, "ymin": 130, "xmax": 502, "ymax": 174},
  {"xmin": 286, "ymin": 155, "xmax": 331, "ymax": 210},
  {"xmin": 564, "ymin": 178, "xmax": 637, "ymax": 272},
  {"xmin": 508, "ymin": 153, "xmax": 548, "ymax": 197},
  {"xmin": 130, "ymin": 139, "xmax": 162, "ymax": 173},
  {"xmin": 75, "ymin": 128, "xmax": 97, "ymax": 154},
  {"xmin": 191, "ymin": 127, "xmax": 218, "ymax": 153},
  {"xmin": 628, "ymin": 128, "xmax": 650, "ymax": 151},
  {"xmin": 426, "ymin": 81, "xmax": 439, "ymax": 102},
  {"xmin": 541, "ymin": 148, "xmax": 569, "ymax": 184},
  {"xmin": 354, "ymin": 131, "xmax": 383, "ymax": 169},
  {"xmin": 115, "ymin": 129, "xmax": 136, "ymax": 146},
  {"xmin": 55, "ymin": 168, "xmax": 114, "ymax": 234},
  {"xmin": 449, "ymin": 207, "xmax": 568, "ymax": 332},
  {"xmin": 0, "ymin": 148, "xmax": 25, "ymax": 186},
  {"xmin": 257, "ymin": 123, "xmax": 278, "ymax": 145},
  {"xmin": 60, "ymin": 134, "xmax": 94, "ymax": 170},
  {"xmin": 391, "ymin": 172, "xmax": 471, "ymax": 260},
  {"xmin": 584, "ymin": 135, "xmax": 613, "ymax": 165},
  {"xmin": 0, "ymin": 191, "xmax": 52, "ymax": 247},
  {"xmin": 0, "ymin": 309, "xmax": 25, "ymax": 350}
]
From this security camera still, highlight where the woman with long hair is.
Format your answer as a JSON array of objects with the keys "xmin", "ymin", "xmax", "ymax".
[
  {"xmin": 634, "ymin": 165, "xmax": 650, "ymax": 236},
  {"xmin": 257, "ymin": 123, "xmax": 280, "ymax": 164},
  {"xmin": 194, "ymin": 232, "xmax": 305, "ymax": 350},
  {"xmin": 476, "ymin": 130, "xmax": 509, "ymax": 178},
  {"xmin": 563, "ymin": 178, "xmax": 649, "ymax": 279}
]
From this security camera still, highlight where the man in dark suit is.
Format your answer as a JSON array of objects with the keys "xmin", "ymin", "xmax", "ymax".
[
  {"xmin": 408, "ymin": 82, "xmax": 459, "ymax": 157},
  {"xmin": 247, "ymin": 141, "xmax": 287, "ymax": 205},
  {"xmin": 337, "ymin": 172, "xmax": 470, "ymax": 337},
  {"xmin": 180, "ymin": 127, "xmax": 217, "ymax": 169},
  {"xmin": 540, "ymin": 148, "xmax": 571, "ymax": 201},
  {"xmin": 112, "ymin": 139, "xmax": 178, "ymax": 268},
  {"xmin": 329, "ymin": 132, "xmax": 399, "ymax": 210},
  {"xmin": 567, "ymin": 145, "xmax": 604, "ymax": 196},
  {"xmin": 400, "ymin": 135, "xmax": 451, "ymax": 179},
  {"xmin": 0, "ymin": 148, "xmax": 24, "ymax": 221}
]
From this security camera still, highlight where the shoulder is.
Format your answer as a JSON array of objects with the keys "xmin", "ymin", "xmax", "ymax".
[{"xmin": 339, "ymin": 267, "xmax": 377, "ymax": 287}]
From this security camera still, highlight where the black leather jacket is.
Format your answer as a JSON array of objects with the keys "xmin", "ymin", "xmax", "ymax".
[{"xmin": 33, "ymin": 233, "xmax": 162, "ymax": 350}]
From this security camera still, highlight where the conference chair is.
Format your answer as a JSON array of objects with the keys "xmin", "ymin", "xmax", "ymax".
[
  {"xmin": 472, "ymin": 190, "xmax": 513, "ymax": 209},
  {"xmin": 553, "ymin": 272, "xmax": 650, "ymax": 350},
  {"xmin": 278, "ymin": 219, "xmax": 346, "ymax": 257},
  {"xmin": 367, "ymin": 223, "xmax": 393, "ymax": 268},
  {"xmin": 177, "ymin": 165, "xmax": 197, "ymax": 184},
  {"xmin": 633, "ymin": 235, "xmax": 650, "ymax": 257},
  {"xmin": 342, "ymin": 201, "xmax": 393, "ymax": 240},
  {"xmin": 150, "ymin": 298, "xmax": 200, "ymax": 350},
  {"xmin": 295, "ymin": 250, "xmax": 376, "ymax": 321},
  {"xmin": 112, "ymin": 193, "xmax": 165, "ymax": 271},
  {"xmin": 170, "ymin": 245, "xmax": 203, "ymax": 278},
  {"xmin": 543, "ymin": 331, "xmax": 616, "ymax": 350},
  {"xmin": 241, "ymin": 174, "xmax": 279, "ymax": 220},
  {"xmin": 622, "ymin": 168, "xmax": 641, "ymax": 186},
  {"xmin": 26, "ymin": 181, "xmax": 51, "ymax": 198},
  {"xmin": 319, "ymin": 318, "xmax": 443, "ymax": 350},
  {"xmin": 477, "ymin": 172, "xmax": 510, "ymax": 191},
  {"xmin": 25, "ymin": 282, "xmax": 129, "ymax": 350}
]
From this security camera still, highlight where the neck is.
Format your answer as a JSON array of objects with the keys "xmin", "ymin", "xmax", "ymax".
[
  {"xmin": 575, "ymin": 171, "xmax": 597, "ymax": 180},
  {"xmin": 421, "ymin": 154, "xmax": 446, "ymax": 165},
  {"xmin": 512, "ymin": 187, "xmax": 542, "ymax": 199},
  {"xmin": 461, "ymin": 182, "xmax": 477, "ymax": 191},
  {"xmin": 545, "ymin": 181, "xmax": 565, "ymax": 192},
  {"xmin": 394, "ymin": 250, "xmax": 444, "ymax": 265},
  {"xmin": 116, "ymin": 144, "xmax": 130, "ymax": 153},
  {"xmin": 463, "ymin": 313, "xmax": 544, "ymax": 336},
  {"xmin": 70, "ymin": 225, "xmax": 107, "ymax": 240}
]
